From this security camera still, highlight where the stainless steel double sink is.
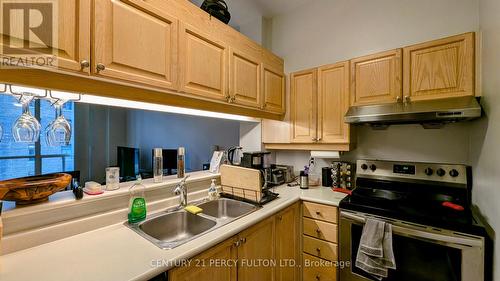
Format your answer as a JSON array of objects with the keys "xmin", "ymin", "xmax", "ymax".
[{"xmin": 126, "ymin": 198, "xmax": 258, "ymax": 249}]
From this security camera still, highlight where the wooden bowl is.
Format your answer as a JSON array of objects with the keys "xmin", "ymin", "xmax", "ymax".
[{"xmin": 0, "ymin": 173, "xmax": 72, "ymax": 205}]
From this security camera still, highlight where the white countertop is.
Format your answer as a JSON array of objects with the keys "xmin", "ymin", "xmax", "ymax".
[{"xmin": 0, "ymin": 185, "xmax": 346, "ymax": 281}]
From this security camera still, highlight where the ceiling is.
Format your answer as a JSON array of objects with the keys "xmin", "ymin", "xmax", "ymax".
[{"xmin": 190, "ymin": 0, "xmax": 309, "ymax": 24}]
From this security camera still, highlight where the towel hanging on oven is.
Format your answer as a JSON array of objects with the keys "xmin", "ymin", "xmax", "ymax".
[{"xmin": 201, "ymin": 0, "xmax": 231, "ymax": 24}]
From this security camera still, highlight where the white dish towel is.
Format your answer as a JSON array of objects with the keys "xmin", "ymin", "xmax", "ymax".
[{"xmin": 355, "ymin": 218, "xmax": 396, "ymax": 280}]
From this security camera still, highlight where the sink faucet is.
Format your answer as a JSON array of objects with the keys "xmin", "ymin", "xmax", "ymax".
[{"xmin": 174, "ymin": 175, "xmax": 190, "ymax": 208}]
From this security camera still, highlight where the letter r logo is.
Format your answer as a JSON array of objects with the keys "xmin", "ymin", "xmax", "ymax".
[{"xmin": 1, "ymin": 1, "xmax": 55, "ymax": 55}]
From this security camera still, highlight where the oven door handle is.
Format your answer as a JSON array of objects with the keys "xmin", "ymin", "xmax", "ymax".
[{"xmin": 341, "ymin": 211, "xmax": 483, "ymax": 248}]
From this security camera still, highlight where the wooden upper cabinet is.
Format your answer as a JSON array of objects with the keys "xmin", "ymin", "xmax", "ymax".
[
  {"xmin": 291, "ymin": 69, "xmax": 318, "ymax": 143},
  {"xmin": 0, "ymin": 0, "xmax": 91, "ymax": 74},
  {"xmin": 179, "ymin": 22, "xmax": 228, "ymax": 101},
  {"xmin": 350, "ymin": 49, "xmax": 402, "ymax": 106},
  {"xmin": 93, "ymin": 0, "xmax": 178, "ymax": 90},
  {"xmin": 229, "ymin": 48, "xmax": 261, "ymax": 108},
  {"xmin": 318, "ymin": 61, "xmax": 350, "ymax": 144},
  {"xmin": 403, "ymin": 32, "xmax": 475, "ymax": 102},
  {"xmin": 262, "ymin": 64, "xmax": 286, "ymax": 114},
  {"xmin": 237, "ymin": 216, "xmax": 276, "ymax": 281}
]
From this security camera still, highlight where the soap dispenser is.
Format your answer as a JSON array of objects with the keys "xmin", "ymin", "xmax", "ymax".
[
  {"xmin": 208, "ymin": 179, "xmax": 219, "ymax": 201},
  {"xmin": 128, "ymin": 175, "xmax": 147, "ymax": 223}
]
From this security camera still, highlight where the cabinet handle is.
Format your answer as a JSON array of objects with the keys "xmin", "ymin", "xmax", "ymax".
[
  {"xmin": 231, "ymin": 96, "xmax": 236, "ymax": 103},
  {"xmin": 80, "ymin": 60, "xmax": 90, "ymax": 69},
  {"xmin": 404, "ymin": 96, "xmax": 411, "ymax": 103},
  {"xmin": 96, "ymin": 63, "xmax": 106, "ymax": 73},
  {"xmin": 317, "ymin": 137, "xmax": 322, "ymax": 141},
  {"xmin": 316, "ymin": 275, "xmax": 321, "ymax": 281},
  {"xmin": 396, "ymin": 96, "xmax": 402, "ymax": 103},
  {"xmin": 240, "ymin": 237, "xmax": 246, "ymax": 244},
  {"xmin": 234, "ymin": 240, "xmax": 241, "ymax": 247},
  {"xmin": 278, "ymin": 215, "xmax": 283, "ymax": 221}
]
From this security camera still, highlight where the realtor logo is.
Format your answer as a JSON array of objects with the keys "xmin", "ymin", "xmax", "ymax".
[{"xmin": 0, "ymin": 0, "xmax": 58, "ymax": 68}]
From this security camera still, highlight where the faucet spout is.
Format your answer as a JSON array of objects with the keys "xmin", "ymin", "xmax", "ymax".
[{"xmin": 174, "ymin": 175, "xmax": 190, "ymax": 208}]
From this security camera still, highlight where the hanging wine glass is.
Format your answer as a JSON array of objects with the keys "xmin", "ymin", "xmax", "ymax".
[
  {"xmin": 0, "ymin": 124, "xmax": 3, "ymax": 143},
  {"xmin": 12, "ymin": 94, "xmax": 41, "ymax": 143},
  {"xmin": 45, "ymin": 98, "xmax": 71, "ymax": 146}
]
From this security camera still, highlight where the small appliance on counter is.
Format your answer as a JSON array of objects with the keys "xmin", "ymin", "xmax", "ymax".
[
  {"xmin": 265, "ymin": 164, "xmax": 295, "ymax": 186},
  {"xmin": 240, "ymin": 151, "xmax": 271, "ymax": 170}
]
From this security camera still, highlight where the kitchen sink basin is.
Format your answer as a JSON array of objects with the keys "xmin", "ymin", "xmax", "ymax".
[
  {"xmin": 197, "ymin": 198, "xmax": 257, "ymax": 219},
  {"xmin": 139, "ymin": 211, "xmax": 216, "ymax": 242},
  {"xmin": 127, "ymin": 198, "xmax": 259, "ymax": 249}
]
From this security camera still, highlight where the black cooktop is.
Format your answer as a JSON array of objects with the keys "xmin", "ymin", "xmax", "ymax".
[{"xmin": 339, "ymin": 188, "xmax": 486, "ymax": 236}]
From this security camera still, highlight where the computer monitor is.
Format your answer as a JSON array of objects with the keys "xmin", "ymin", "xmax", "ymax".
[
  {"xmin": 117, "ymin": 147, "xmax": 140, "ymax": 181},
  {"xmin": 152, "ymin": 149, "xmax": 178, "ymax": 175}
]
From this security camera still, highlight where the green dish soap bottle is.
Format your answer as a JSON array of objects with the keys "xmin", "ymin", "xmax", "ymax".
[{"xmin": 128, "ymin": 175, "xmax": 147, "ymax": 224}]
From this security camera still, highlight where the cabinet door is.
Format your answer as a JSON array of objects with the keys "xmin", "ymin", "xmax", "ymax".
[
  {"xmin": 318, "ymin": 61, "xmax": 350, "ymax": 144},
  {"xmin": 229, "ymin": 48, "xmax": 261, "ymax": 108},
  {"xmin": 0, "ymin": 0, "xmax": 90, "ymax": 74},
  {"xmin": 350, "ymin": 49, "xmax": 402, "ymax": 106},
  {"xmin": 275, "ymin": 203, "xmax": 300, "ymax": 281},
  {"xmin": 262, "ymin": 64, "xmax": 286, "ymax": 114},
  {"xmin": 179, "ymin": 22, "xmax": 228, "ymax": 101},
  {"xmin": 169, "ymin": 238, "xmax": 237, "ymax": 281},
  {"xmin": 403, "ymin": 32, "xmax": 474, "ymax": 102},
  {"xmin": 291, "ymin": 69, "xmax": 318, "ymax": 143},
  {"xmin": 93, "ymin": 0, "xmax": 177, "ymax": 90},
  {"xmin": 238, "ymin": 216, "xmax": 275, "ymax": 281}
]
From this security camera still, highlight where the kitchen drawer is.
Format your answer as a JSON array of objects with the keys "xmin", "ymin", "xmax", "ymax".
[
  {"xmin": 303, "ymin": 253, "xmax": 337, "ymax": 281},
  {"xmin": 303, "ymin": 202, "xmax": 338, "ymax": 223},
  {"xmin": 303, "ymin": 217, "xmax": 338, "ymax": 243},
  {"xmin": 303, "ymin": 235, "xmax": 338, "ymax": 261}
]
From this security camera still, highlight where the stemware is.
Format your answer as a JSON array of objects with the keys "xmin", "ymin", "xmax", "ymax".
[
  {"xmin": 45, "ymin": 99, "xmax": 71, "ymax": 146},
  {"xmin": 0, "ymin": 124, "xmax": 3, "ymax": 142},
  {"xmin": 12, "ymin": 94, "xmax": 41, "ymax": 143}
]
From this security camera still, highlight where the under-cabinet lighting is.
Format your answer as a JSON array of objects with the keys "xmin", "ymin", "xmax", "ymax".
[
  {"xmin": 0, "ymin": 83, "xmax": 261, "ymax": 122},
  {"xmin": 78, "ymin": 94, "xmax": 261, "ymax": 122}
]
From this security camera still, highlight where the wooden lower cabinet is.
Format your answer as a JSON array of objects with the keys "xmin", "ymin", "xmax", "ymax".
[
  {"xmin": 275, "ymin": 203, "xmax": 300, "ymax": 281},
  {"xmin": 238, "ymin": 216, "xmax": 275, "ymax": 281},
  {"xmin": 168, "ymin": 238, "xmax": 237, "ymax": 281},
  {"xmin": 302, "ymin": 202, "xmax": 339, "ymax": 281},
  {"xmin": 168, "ymin": 203, "xmax": 300, "ymax": 281}
]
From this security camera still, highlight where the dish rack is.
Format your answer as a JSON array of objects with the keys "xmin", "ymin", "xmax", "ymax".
[{"xmin": 220, "ymin": 184, "xmax": 278, "ymax": 207}]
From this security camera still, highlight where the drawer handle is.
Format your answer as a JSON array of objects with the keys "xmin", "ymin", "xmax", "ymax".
[
  {"xmin": 315, "ymin": 211, "xmax": 321, "ymax": 216},
  {"xmin": 316, "ymin": 228, "xmax": 322, "ymax": 235},
  {"xmin": 316, "ymin": 247, "xmax": 321, "ymax": 253},
  {"xmin": 316, "ymin": 275, "xmax": 321, "ymax": 281}
]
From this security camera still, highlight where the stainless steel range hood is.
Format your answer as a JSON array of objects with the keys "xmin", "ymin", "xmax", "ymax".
[{"xmin": 344, "ymin": 96, "xmax": 482, "ymax": 127}]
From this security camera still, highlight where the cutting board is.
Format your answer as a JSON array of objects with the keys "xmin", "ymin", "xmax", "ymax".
[{"xmin": 220, "ymin": 165, "xmax": 263, "ymax": 201}]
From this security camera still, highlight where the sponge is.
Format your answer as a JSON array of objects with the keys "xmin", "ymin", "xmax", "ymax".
[{"xmin": 184, "ymin": 205, "xmax": 203, "ymax": 215}]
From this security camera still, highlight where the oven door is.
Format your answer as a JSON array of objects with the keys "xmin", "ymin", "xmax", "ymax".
[{"xmin": 340, "ymin": 210, "xmax": 484, "ymax": 281}]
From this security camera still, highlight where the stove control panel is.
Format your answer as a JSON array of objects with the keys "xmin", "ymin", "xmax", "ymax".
[{"xmin": 357, "ymin": 160, "xmax": 468, "ymax": 185}]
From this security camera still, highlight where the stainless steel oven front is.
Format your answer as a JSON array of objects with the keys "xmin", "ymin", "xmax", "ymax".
[{"xmin": 339, "ymin": 210, "xmax": 485, "ymax": 281}]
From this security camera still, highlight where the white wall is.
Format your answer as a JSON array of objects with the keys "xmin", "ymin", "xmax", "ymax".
[
  {"xmin": 269, "ymin": 0, "xmax": 479, "ymax": 170},
  {"xmin": 471, "ymin": 0, "xmax": 500, "ymax": 278}
]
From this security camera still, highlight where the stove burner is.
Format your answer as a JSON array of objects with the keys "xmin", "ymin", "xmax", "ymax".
[{"xmin": 352, "ymin": 188, "xmax": 404, "ymax": 201}]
